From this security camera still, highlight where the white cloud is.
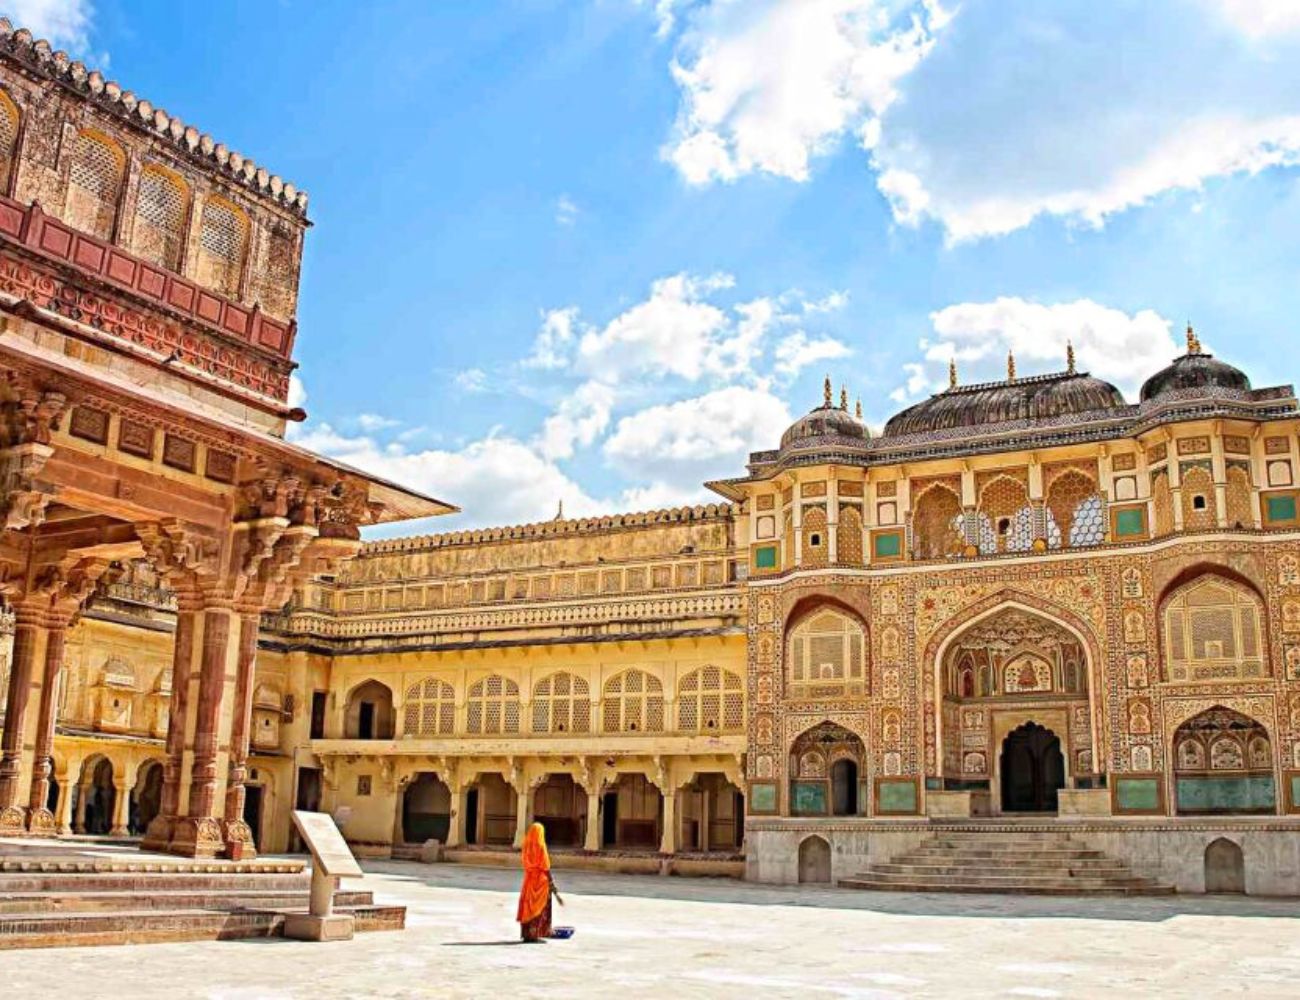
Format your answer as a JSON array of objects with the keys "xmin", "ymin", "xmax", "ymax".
[
  {"xmin": 555, "ymin": 194, "xmax": 579, "ymax": 227},
  {"xmin": 537, "ymin": 379, "xmax": 615, "ymax": 460},
  {"xmin": 289, "ymin": 423, "xmax": 601, "ymax": 529},
  {"xmin": 287, "ymin": 373, "xmax": 308, "ymax": 410},
  {"xmin": 890, "ymin": 297, "xmax": 1181, "ymax": 406},
  {"xmin": 663, "ymin": 0, "xmax": 950, "ymax": 184},
  {"xmin": 3, "ymin": 0, "xmax": 93, "ymax": 53},
  {"xmin": 454, "ymin": 368, "xmax": 488, "ymax": 393},
  {"xmin": 525, "ymin": 307, "xmax": 579, "ymax": 370},
  {"xmin": 773, "ymin": 331, "xmax": 852, "ymax": 378},
  {"xmin": 1210, "ymin": 0, "xmax": 1300, "ymax": 37},
  {"xmin": 604, "ymin": 385, "xmax": 791, "ymax": 481}
]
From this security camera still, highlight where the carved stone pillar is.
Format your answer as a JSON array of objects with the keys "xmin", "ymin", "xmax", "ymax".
[
  {"xmin": 222, "ymin": 611, "xmax": 260, "ymax": 858},
  {"xmin": 53, "ymin": 768, "xmax": 73, "ymax": 835},
  {"xmin": 170, "ymin": 605, "xmax": 239, "ymax": 858},
  {"xmin": 0, "ymin": 613, "xmax": 43, "ymax": 833},
  {"xmin": 110, "ymin": 779, "xmax": 131, "ymax": 837},
  {"xmin": 584, "ymin": 784, "xmax": 601, "ymax": 852},
  {"xmin": 660, "ymin": 787, "xmax": 678, "ymax": 855},
  {"xmin": 142, "ymin": 597, "xmax": 199, "ymax": 852},
  {"xmin": 445, "ymin": 782, "xmax": 466, "ymax": 849},
  {"xmin": 25, "ymin": 625, "xmax": 66, "ymax": 833},
  {"xmin": 513, "ymin": 783, "xmax": 530, "ymax": 849},
  {"xmin": 75, "ymin": 781, "xmax": 91, "ymax": 833}
]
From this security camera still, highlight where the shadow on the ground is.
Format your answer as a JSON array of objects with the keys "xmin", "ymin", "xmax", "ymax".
[{"xmin": 360, "ymin": 858, "xmax": 1300, "ymax": 924}]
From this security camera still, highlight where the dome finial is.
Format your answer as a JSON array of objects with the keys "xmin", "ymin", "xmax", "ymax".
[
  {"xmin": 823, "ymin": 375, "xmax": 832, "ymax": 407},
  {"xmin": 555, "ymin": 499, "xmax": 564, "ymax": 521},
  {"xmin": 839, "ymin": 385, "xmax": 848, "ymax": 411},
  {"xmin": 1186, "ymin": 321, "xmax": 1202, "ymax": 355},
  {"xmin": 1066, "ymin": 340, "xmax": 1076, "ymax": 374},
  {"xmin": 855, "ymin": 398, "xmax": 863, "ymax": 419},
  {"xmin": 948, "ymin": 358, "xmax": 958, "ymax": 389},
  {"xmin": 1007, "ymin": 350, "xmax": 1017, "ymax": 382}
]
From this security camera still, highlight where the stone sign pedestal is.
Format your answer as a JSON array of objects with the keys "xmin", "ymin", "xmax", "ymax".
[{"xmin": 285, "ymin": 810, "xmax": 364, "ymax": 942}]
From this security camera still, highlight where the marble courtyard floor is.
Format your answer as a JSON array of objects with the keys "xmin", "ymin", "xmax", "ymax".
[{"xmin": 1, "ymin": 858, "xmax": 1298, "ymax": 999}]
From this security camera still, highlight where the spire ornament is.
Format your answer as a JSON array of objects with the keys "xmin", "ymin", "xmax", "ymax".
[
  {"xmin": 840, "ymin": 386, "xmax": 849, "ymax": 411},
  {"xmin": 949, "ymin": 358, "xmax": 958, "ymax": 390},
  {"xmin": 1007, "ymin": 351, "xmax": 1017, "ymax": 382},
  {"xmin": 855, "ymin": 398, "xmax": 863, "ymax": 420},
  {"xmin": 1067, "ymin": 340, "xmax": 1076, "ymax": 374},
  {"xmin": 1186, "ymin": 322, "xmax": 1202, "ymax": 355},
  {"xmin": 823, "ymin": 375, "xmax": 832, "ymax": 407}
]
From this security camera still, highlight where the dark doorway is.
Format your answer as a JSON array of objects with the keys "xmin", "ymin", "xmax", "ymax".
[
  {"xmin": 291, "ymin": 767, "xmax": 322, "ymax": 853},
  {"xmin": 1000, "ymin": 722, "xmax": 1065, "ymax": 812},
  {"xmin": 358, "ymin": 702, "xmax": 375, "ymax": 740},
  {"xmin": 310, "ymin": 691, "xmax": 327, "ymax": 739},
  {"xmin": 601, "ymin": 791, "xmax": 618, "ymax": 848},
  {"xmin": 830, "ymin": 760, "xmax": 858, "ymax": 816},
  {"xmin": 465, "ymin": 788, "xmax": 480, "ymax": 845},
  {"xmin": 47, "ymin": 776, "xmax": 59, "ymax": 815},
  {"xmin": 243, "ymin": 785, "xmax": 264, "ymax": 850},
  {"xmin": 131, "ymin": 763, "xmax": 163, "ymax": 835}
]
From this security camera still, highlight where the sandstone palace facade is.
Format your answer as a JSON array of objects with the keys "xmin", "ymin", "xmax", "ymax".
[{"xmin": 2, "ymin": 20, "xmax": 1299, "ymax": 894}]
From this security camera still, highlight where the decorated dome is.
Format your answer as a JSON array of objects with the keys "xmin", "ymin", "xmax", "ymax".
[
  {"xmin": 882, "ymin": 351, "xmax": 1127, "ymax": 438},
  {"xmin": 1139, "ymin": 326, "xmax": 1250, "ymax": 403},
  {"xmin": 780, "ymin": 379, "xmax": 871, "ymax": 451}
]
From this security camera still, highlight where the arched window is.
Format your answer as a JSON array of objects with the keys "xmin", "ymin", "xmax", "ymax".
[
  {"xmin": 1224, "ymin": 463, "xmax": 1253, "ymax": 529},
  {"xmin": 465, "ymin": 675, "xmax": 520, "ymax": 735},
  {"xmin": 802, "ymin": 507, "xmax": 828, "ymax": 568},
  {"xmin": 65, "ymin": 129, "xmax": 124, "ymax": 239},
  {"xmin": 1174, "ymin": 706, "xmax": 1274, "ymax": 815},
  {"xmin": 531, "ymin": 671, "xmax": 590, "ymax": 733},
  {"xmin": 1163, "ymin": 576, "xmax": 1267, "ymax": 682},
  {"xmin": 787, "ymin": 607, "xmax": 867, "ymax": 699},
  {"xmin": 1152, "ymin": 470, "xmax": 1175, "ymax": 536},
  {"xmin": 131, "ymin": 163, "xmax": 189, "ymax": 271},
  {"xmin": 602, "ymin": 670, "xmax": 664, "ymax": 733},
  {"xmin": 1045, "ymin": 469, "xmax": 1105, "ymax": 548},
  {"xmin": 976, "ymin": 475, "xmax": 1033, "ymax": 554},
  {"xmin": 677, "ymin": 665, "xmax": 744, "ymax": 733},
  {"xmin": 0, "ymin": 88, "xmax": 20, "ymax": 195},
  {"xmin": 402, "ymin": 677, "xmax": 455, "ymax": 736},
  {"xmin": 195, "ymin": 195, "xmax": 248, "ymax": 296},
  {"xmin": 912, "ymin": 484, "xmax": 963, "ymax": 560}
]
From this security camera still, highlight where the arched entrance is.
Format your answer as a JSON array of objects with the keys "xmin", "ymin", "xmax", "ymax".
[
  {"xmin": 1174, "ymin": 707, "xmax": 1275, "ymax": 815},
  {"xmin": 402, "ymin": 773, "xmax": 452, "ymax": 844},
  {"xmin": 130, "ymin": 760, "xmax": 164, "ymax": 835},
  {"xmin": 343, "ymin": 680, "xmax": 395, "ymax": 739},
  {"xmin": 789, "ymin": 722, "xmax": 865, "ymax": 816},
  {"xmin": 1000, "ymin": 722, "xmax": 1065, "ymax": 813},
  {"xmin": 797, "ymin": 835, "xmax": 831, "ymax": 883},
  {"xmin": 466, "ymin": 773, "xmax": 515, "ymax": 846},
  {"xmin": 75, "ymin": 757, "xmax": 116, "ymax": 835},
  {"xmin": 680, "ymin": 773, "xmax": 745, "ymax": 851},
  {"xmin": 1205, "ymin": 837, "xmax": 1246, "ymax": 893},
  {"xmin": 936, "ymin": 603, "xmax": 1094, "ymax": 814}
]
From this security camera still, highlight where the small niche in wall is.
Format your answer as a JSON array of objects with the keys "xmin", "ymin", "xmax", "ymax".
[{"xmin": 357, "ymin": 775, "xmax": 372, "ymax": 796}]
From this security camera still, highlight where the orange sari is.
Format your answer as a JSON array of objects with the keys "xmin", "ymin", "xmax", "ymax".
[{"xmin": 517, "ymin": 822, "xmax": 552, "ymax": 941}]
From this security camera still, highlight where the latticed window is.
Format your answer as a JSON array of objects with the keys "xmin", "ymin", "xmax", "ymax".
[
  {"xmin": 1152, "ymin": 470, "xmax": 1175, "ymax": 536},
  {"xmin": 531, "ymin": 671, "xmax": 591, "ymax": 733},
  {"xmin": 0, "ymin": 89, "xmax": 19, "ymax": 194},
  {"xmin": 1163, "ymin": 576, "xmax": 1267, "ymax": 682},
  {"xmin": 1180, "ymin": 465, "xmax": 1218, "ymax": 530},
  {"xmin": 465, "ymin": 674, "xmax": 521, "ymax": 734},
  {"xmin": 912, "ymin": 485, "xmax": 964, "ymax": 560},
  {"xmin": 402, "ymin": 677, "xmax": 456, "ymax": 736},
  {"xmin": 601, "ymin": 670, "xmax": 664, "ymax": 733},
  {"xmin": 1046, "ymin": 469, "xmax": 1105, "ymax": 548},
  {"xmin": 132, "ymin": 164, "xmax": 189, "ymax": 271},
  {"xmin": 802, "ymin": 506, "xmax": 828, "ymax": 568},
  {"xmin": 1225, "ymin": 464, "xmax": 1254, "ymax": 528},
  {"xmin": 788, "ymin": 608, "xmax": 867, "ymax": 698},
  {"xmin": 836, "ymin": 505, "xmax": 864, "ymax": 566},
  {"xmin": 677, "ymin": 665, "xmax": 744, "ymax": 732},
  {"xmin": 977, "ymin": 475, "xmax": 1033, "ymax": 554},
  {"xmin": 65, "ymin": 130, "xmax": 124, "ymax": 239},
  {"xmin": 196, "ymin": 195, "xmax": 248, "ymax": 296}
]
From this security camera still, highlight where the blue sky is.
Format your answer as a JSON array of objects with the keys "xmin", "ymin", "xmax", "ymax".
[{"xmin": 11, "ymin": 0, "xmax": 1300, "ymax": 533}]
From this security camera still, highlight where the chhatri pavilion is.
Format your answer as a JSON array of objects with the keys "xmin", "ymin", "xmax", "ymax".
[{"xmin": 2, "ymin": 17, "xmax": 1300, "ymax": 903}]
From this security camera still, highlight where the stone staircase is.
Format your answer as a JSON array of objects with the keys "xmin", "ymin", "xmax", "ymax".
[
  {"xmin": 0, "ymin": 855, "xmax": 406, "ymax": 948},
  {"xmin": 839, "ymin": 829, "xmax": 1175, "ymax": 895}
]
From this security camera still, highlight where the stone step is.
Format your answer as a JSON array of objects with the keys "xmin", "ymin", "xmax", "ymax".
[
  {"xmin": 871, "ymin": 861, "xmax": 1133, "ymax": 877},
  {"xmin": 0, "ymin": 857, "xmax": 303, "ymax": 875},
  {"xmin": 920, "ymin": 838, "xmax": 1094, "ymax": 851},
  {"xmin": 0, "ymin": 904, "xmax": 405, "ymax": 950},
  {"xmin": 0, "ymin": 872, "xmax": 312, "ymax": 893},
  {"xmin": 848, "ymin": 867, "xmax": 1160, "ymax": 888},
  {"xmin": 838, "ymin": 876, "xmax": 1175, "ymax": 896},
  {"xmin": 0, "ymin": 888, "xmax": 373, "ymax": 914},
  {"xmin": 902, "ymin": 848, "xmax": 1109, "ymax": 862}
]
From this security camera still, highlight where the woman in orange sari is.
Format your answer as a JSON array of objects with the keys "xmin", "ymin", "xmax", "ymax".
[{"xmin": 517, "ymin": 822, "xmax": 553, "ymax": 942}]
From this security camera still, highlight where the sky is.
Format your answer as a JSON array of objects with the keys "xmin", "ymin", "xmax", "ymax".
[{"xmin": 8, "ymin": 0, "xmax": 1300, "ymax": 535}]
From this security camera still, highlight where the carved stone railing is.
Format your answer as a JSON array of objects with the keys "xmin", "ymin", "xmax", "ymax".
[{"xmin": 0, "ymin": 197, "xmax": 295, "ymax": 403}]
